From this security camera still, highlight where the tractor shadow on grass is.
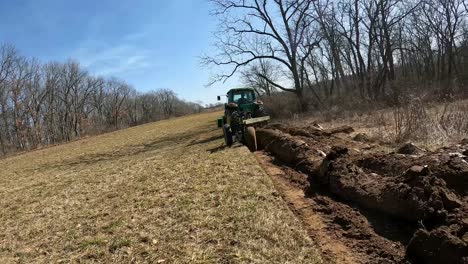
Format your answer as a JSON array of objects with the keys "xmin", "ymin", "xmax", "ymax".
[
  {"xmin": 207, "ymin": 144, "xmax": 227, "ymax": 153},
  {"xmin": 187, "ymin": 134, "xmax": 223, "ymax": 146},
  {"xmin": 34, "ymin": 125, "xmax": 218, "ymax": 171},
  {"xmin": 207, "ymin": 143, "xmax": 242, "ymax": 154},
  {"xmin": 36, "ymin": 137, "xmax": 176, "ymax": 171}
]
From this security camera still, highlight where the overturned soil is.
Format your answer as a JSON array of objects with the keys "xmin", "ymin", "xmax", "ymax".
[{"xmin": 256, "ymin": 124, "xmax": 468, "ymax": 264}]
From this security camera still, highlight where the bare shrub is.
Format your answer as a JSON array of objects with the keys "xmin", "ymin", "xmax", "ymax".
[
  {"xmin": 392, "ymin": 97, "xmax": 430, "ymax": 143},
  {"xmin": 384, "ymin": 98, "xmax": 468, "ymax": 147},
  {"xmin": 438, "ymin": 100, "xmax": 468, "ymax": 138},
  {"xmin": 261, "ymin": 92, "xmax": 302, "ymax": 118},
  {"xmin": 295, "ymin": 96, "xmax": 468, "ymax": 148}
]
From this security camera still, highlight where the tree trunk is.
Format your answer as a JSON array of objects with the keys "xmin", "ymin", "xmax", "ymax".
[{"xmin": 0, "ymin": 131, "xmax": 5, "ymax": 155}]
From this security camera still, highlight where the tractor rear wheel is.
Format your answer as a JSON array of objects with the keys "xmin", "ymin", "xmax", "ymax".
[
  {"xmin": 223, "ymin": 124, "xmax": 233, "ymax": 147},
  {"xmin": 245, "ymin": 126, "xmax": 257, "ymax": 152}
]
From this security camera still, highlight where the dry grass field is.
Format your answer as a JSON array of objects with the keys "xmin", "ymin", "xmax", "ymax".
[{"xmin": 0, "ymin": 111, "xmax": 321, "ymax": 263}]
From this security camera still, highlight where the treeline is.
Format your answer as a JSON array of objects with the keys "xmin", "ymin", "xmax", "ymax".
[
  {"xmin": 0, "ymin": 43, "xmax": 201, "ymax": 155},
  {"xmin": 206, "ymin": 0, "xmax": 468, "ymax": 110}
]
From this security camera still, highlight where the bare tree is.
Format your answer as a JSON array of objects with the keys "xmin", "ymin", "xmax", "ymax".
[
  {"xmin": 0, "ymin": 44, "xmax": 17, "ymax": 153},
  {"xmin": 24, "ymin": 59, "xmax": 46, "ymax": 147},
  {"xmin": 204, "ymin": 0, "xmax": 322, "ymax": 111},
  {"xmin": 156, "ymin": 89, "xmax": 177, "ymax": 118},
  {"xmin": 241, "ymin": 59, "xmax": 278, "ymax": 96},
  {"xmin": 419, "ymin": 0, "xmax": 466, "ymax": 91},
  {"xmin": 0, "ymin": 43, "xmax": 202, "ymax": 157},
  {"xmin": 104, "ymin": 78, "xmax": 133, "ymax": 128}
]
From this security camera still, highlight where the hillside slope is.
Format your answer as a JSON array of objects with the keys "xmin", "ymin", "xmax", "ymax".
[{"xmin": 0, "ymin": 112, "xmax": 321, "ymax": 263}]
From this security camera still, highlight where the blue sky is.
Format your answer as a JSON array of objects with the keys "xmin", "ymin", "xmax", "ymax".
[{"xmin": 0, "ymin": 0, "xmax": 237, "ymax": 104}]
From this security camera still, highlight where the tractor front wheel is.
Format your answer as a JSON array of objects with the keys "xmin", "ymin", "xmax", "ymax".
[
  {"xmin": 223, "ymin": 124, "xmax": 233, "ymax": 147},
  {"xmin": 245, "ymin": 126, "xmax": 257, "ymax": 152}
]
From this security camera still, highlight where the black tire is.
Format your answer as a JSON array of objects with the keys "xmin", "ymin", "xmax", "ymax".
[
  {"xmin": 223, "ymin": 124, "xmax": 233, "ymax": 147},
  {"xmin": 254, "ymin": 106, "xmax": 268, "ymax": 117},
  {"xmin": 245, "ymin": 126, "xmax": 257, "ymax": 152}
]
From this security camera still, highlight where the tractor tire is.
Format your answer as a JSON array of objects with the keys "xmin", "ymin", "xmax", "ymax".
[
  {"xmin": 223, "ymin": 124, "xmax": 233, "ymax": 147},
  {"xmin": 245, "ymin": 126, "xmax": 257, "ymax": 152}
]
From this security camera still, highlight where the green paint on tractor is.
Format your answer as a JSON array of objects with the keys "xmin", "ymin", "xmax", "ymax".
[{"xmin": 216, "ymin": 88, "xmax": 270, "ymax": 151}]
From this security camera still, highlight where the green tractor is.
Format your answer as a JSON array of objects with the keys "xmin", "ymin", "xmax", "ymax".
[{"xmin": 217, "ymin": 88, "xmax": 270, "ymax": 151}]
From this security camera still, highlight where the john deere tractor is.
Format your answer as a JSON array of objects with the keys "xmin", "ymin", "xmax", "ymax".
[{"xmin": 217, "ymin": 88, "xmax": 270, "ymax": 151}]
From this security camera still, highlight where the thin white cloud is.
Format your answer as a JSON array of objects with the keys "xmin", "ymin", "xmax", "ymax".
[
  {"xmin": 123, "ymin": 31, "xmax": 148, "ymax": 41},
  {"xmin": 72, "ymin": 33, "xmax": 152, "ymax": 76},
  {"xmin": 94, "ymin": 54, "xmax": 151, "ymax": 76}
]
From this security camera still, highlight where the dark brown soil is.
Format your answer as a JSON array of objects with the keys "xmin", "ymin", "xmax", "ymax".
[
  {"xmin": 356, "ymin": 151, "xmax": 468, "ymax": 195},
  {"xmin": 257, "ymin": 153, "xmax": 410, "ymax": 264},
  {"xmin": 256, "ymin": 124, "xmax": 468, "ymax": 264}
]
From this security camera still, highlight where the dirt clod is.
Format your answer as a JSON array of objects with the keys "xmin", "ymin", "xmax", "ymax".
[
  {"xmin": 404, "ymin": 165, "xmax": 430, "ymax": 178},
  {"xmin": 256, "ymin": 126, "xmax": 468, "ymax": 263},
  {"xmin": 407, "ymin": 227, "xmax": 468, "ymax": 264},
  {"xmin": 440, "ymin": 191, "xmax": 463, "ymax": 210},
  {"xmin": 353, "ymin": 133, "xmax": 372, "ymax": 142},
  {"xmin": 312, "ymin": 121, "xmax": 324, "ymax": 130},
  {"xmin": 328, "ymin": 125, "xmax": 355, "ymax": 135},
  {"xmin": 397, "ymin": 142, "xmax": 425, "ymax": 155}
]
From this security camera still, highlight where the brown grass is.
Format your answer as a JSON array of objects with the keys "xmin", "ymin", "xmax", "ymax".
[
  {"xmin": 0, "ymin": 112, "xmax": 321, "ymax": 263},
  {"xmin": 283, "ymin": 99, "xmax": 468, "ymax": 150}
]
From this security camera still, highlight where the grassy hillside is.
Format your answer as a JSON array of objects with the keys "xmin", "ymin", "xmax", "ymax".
[{"xmin": 0, "ymin": 111, "xmax": 321, "ymax": 263}]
